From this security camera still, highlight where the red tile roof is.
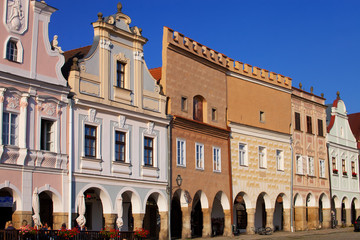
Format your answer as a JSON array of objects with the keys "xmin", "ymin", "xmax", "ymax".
[
  {"xmin": 348, "ymin": 112, "xmax": 360, "ymax": 149},
  {"xmin": 149, "ymin": 67, "xmax": 161, "ymax": 81}
]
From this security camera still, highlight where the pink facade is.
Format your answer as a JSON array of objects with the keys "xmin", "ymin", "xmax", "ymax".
[{"xmin": 0, "ymin": 0, "xmax": 69, "ymax": 230}]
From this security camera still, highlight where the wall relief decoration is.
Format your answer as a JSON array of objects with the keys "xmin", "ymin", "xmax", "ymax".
[
  {"xmin": 5, "ymin": 0, "xmax": 29, "ymax": 34},
  {"xmin": 5, "ymin": 96, "xmax": 19, "ymax": 110},
  {"xmin": 42, "ymin": 103, "xmax": 56, "ymax": 117}
]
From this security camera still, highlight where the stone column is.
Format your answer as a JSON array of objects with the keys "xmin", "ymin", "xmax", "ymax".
[
  {"xmin": 181, "ymin": 207, "xmax": 191, "ymax": 239},
  {"xmin": 345, "ymin": 209, "xmax": 352, "ymax": 226},
  {"xmin": 294, "ymin": 206, "xmax": 305, "ymax": 231},
  {"xmin": 202, "ymin": 208, "xmax": 211, "ymax": 237},
  {"xmin": 159, "ymin": 211, "xmax": 168, "ymax": 240},
  {"xmin": 283, "ymin": 208, "xmax": 291, "ymax": 231},
  {"xmin": 12, "ymin": 211, "xmax": 32, "ymax": 229},
  {"xmin": 246, "ymin": 208, "xmax": 255, "ymax": 234},
  {"xmin": 307, "ymin": 207, "xmax": 318, "ymax": 230},
  {"xmin": 53, "ymin": 212, "xmax": 68, "ymax": 230},
  {"xmin": 266, "ymin": 208, "xmax": 274, "ymax": 229},
  {"xmin": 322, "ymin": 208, "xmax": 331, "ymax": 229},
  {"xmin": 104, "ymin": 213, "xmax": 117, "ymax": 230},
  {"xmin": 133, "ymin": 213, "xmax": 144, "ymax": 229},
  {"xmin": 223, "ymin": 209, "xmax": 232, "ymax": 237},
  {"xmin": 336, "ymin": 208, "xmax": 341, "ymax": 227}
]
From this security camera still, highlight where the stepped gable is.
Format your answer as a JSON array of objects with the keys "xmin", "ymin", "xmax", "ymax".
[
  {"xmin": 348, "ymin": 112, "xmax": 360, "ymax": 149},
  {"xmin": 164, "ymin": 27, "xmax": 292, "ymax": 90},
  {"xmin": 61, "ymin": 45, "xmax": 91, "ymax": 80}
]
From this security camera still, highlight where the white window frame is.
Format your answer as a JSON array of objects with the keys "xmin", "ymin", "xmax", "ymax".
[
  {"xmin": 239, "ymin": 143, "xmax": 248, "ymax": 166},
  {"xmin": 258, "ymin": 146, "xmax": 267, "ymax": 169},
  {"xmin": 3, "ymin": 36, "xmax": 23, "ymax": 63},
  {"xmin": 307, "ymin": 156, "xmax": 314, "ymax": 176},
  {"xmin": 319, "ymin": 159, "xmax": 325, "ymax": 178},
  {"xmin": 276, "ymin": 149, "xmax": 284, "ymax": 171},
  {"xmin": 113, "ymin": 130, "xmax": 128, "ymax": 163},
  {"xmin": 213, "ymin": 146, "xmax": 221, "ymax": 172},
  {"xmin": 2, "ymin": 111, "xmax": 18, "ymax": 146},
  {"xmin": 40, "ymin": 118, "xmax": 56, "ymax": 152},
  {"xmin": 296, "ymin": 155, "xmax": 303, "ymax": 174},
  {"xmin": 176, "ymin": 138, "xmax": 186, "ymax": 167},
  {"xmin": 195, "ymin": 143, "xmax": 204, "ymax": 170}
]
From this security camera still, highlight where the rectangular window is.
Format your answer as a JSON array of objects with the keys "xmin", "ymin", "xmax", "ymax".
[
  {"xmin": 306, "ymin": 116, "xmax": 312, "ymax": 134},
  {"xmin": 144, "ymin": 137, "xmax": 153, "ymax": 166},
  {"xmin": 276, "ymin": 150, "xmax": 284, "ymax": 171},
  {"xmin": 307, "ymin": 157, "xmax": 314, "ymax": 176},
  {"xmin": 319, "ymin": 159, "xmax": 325, "ymax": 178},
  {"xmin": 296, "ymin": 155, "xmax": 303, "ymax": 174},
  {"xmin": 41, "ymin": 119, "xmax": 55, "ymax": 151},
  {"xmin": 195, "ymin": 143, "xmax": 204, "ymax": 170},
  {"xmin": 115, "ymin": 131, "xmax": 126, "ymax": 162},
  {"xmin": 85, "ymin": 125, "xmax": 96, "ymax": 157},
  {"xmin": 213, "ymin": 147, "xmax": 221, "ymax": 172},
  {"xmin": 352, "ymin": 161, "xmax": 355, "ymax": 174},
  {"xmin": 2, "ymin": 112, "xmax": 17, "ymax": 146},
  {"xmin": 342, "ymin": 159, "xmax": 346, "ymax": 175},
  {"xmin": 181, "ymin": 97, "xmax": 188, "ymax": 112},
  {"xmin": 295, "ymin": 112, "xmax": 301, "ymax": 131},
  {"xmin": 176, "ymin": 139, "xmax": 186, "ymax": 167},
  {"xmin": 259, "ymin": 146, "xmax": 266, "ymax": 168},
  {"xmin": 212, "ymin": 108, "xmax": 217, "ymax": 121},
  {"xmin": 6, "ymin": 40, "xmax": 18, "ymax": 62},
  {"xmin": 332, "ymin": 157, "xmax": 337, "ymax": 171},
  {"xmin": 116, "ymin": 61, "xmax": 125, "ymax": 88},
  {"xmin": 239, "ymin": 143, "xmax": 247, "ymax": 166},
  {"xmin": 318, "ymin": 119, "xmax": 324, "ymax": 136}
]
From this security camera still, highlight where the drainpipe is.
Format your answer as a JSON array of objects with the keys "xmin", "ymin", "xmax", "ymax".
[
  {"xmin": 326, "ymin": 143, "xmax": 334, "ymax": 218},
  {"xmin": 290, "ymin": 136, "xmax": 294, "ymax": 232},
  {"xmin": 68, "ymin": 94, "xmax": 74, "ymax": 228},
  {"xmin": 167, "ymin": 116, "xmax": 173, "ymax": 240}
]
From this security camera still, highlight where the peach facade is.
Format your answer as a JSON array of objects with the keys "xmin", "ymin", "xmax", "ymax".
[
  {"xmin": 162, "ymin": 27, "xmax": 232, "ymax": 238},
  {"xmin": 291, "ymin": 87, "xmax": 331, "ymax": 230}
]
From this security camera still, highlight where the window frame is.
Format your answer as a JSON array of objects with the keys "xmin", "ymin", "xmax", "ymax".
[
  {"xmin": 144, "ymin": 136, "xmax": 154, "ymax": 166},
  {"xmin": 3, "ymin": 37, "xmax": 23, "ymax": 63},
  {"xmin": 296, "ymin": 155, "xmax": 303, "ymax": 174},
  {"xmin": 84, "ymin": 124, "xmax": 97, "ymax": 158},
  {"xmin": 260, "ymin": 111, "xmax": 265, "ymax": 123},
  {"xmin": 295, "ymin": 112, "xmax": 301, "ymax": 131},
  {"xmin": 276, "ymin": 149, "xmax": 284, "ymax": 171},
  {"xmin": 116, "ymin": 61, "xmax": 126, "ymax": 88},
  {"xmin": 195, "ymin": 142, "xmax": 204, "ymax": 170},
  {"xmin": 306, "ymin": 116, "xmax": 312, "ymax": 134},
  {"xmin": 258, "ymin": 146, "xmax": 267, "ymax": 169},
  {"xmin": 307, "ymin": 156, "xmax": 314, "ymax": 176},
  {"xmin": 176, "ymin": 138, "xmax": 186, "ymax": 167},
  {"xmin": 40, "ymin": 118, "xmax": 56, "ymax": 152},
  {"xmin": 238, "ymin": 143, "xmax": 248, "ymax": 167},
  {"xmin": 213, "ymin": 146, "xmax": 221, "ymax": 172},
  {"xmin": 114, "ymin": 130, "xmax": 126, "ymax": 162},
  {"xmin": 317, "ymin": 119, "xmax": 324, "ymax": 137},
  {"xmin": 2, "ymin": 111, "xmax": 18, "ymax": 146},
  {"xmin": 319, "ymin": 159, "xmax": 325, "ymax": 178},
  {"xmin": 181, "ymin": 96, "xmax": 188, "ymax": 112}
]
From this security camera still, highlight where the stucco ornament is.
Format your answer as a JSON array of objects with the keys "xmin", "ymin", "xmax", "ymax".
[
  {"xmin": 147, "ymin": 121, "xmax": 155, "ymax": 134},
  {"xmin": 42, "ymin": 103, "xmax": 56, "ymax": 116},
  {"xmin": 89, "ymin": 109, "xmax": 97, "ymax": 122},
  {"xmin": 5, "ymin": 96, "xmax": 19, "ymax": 109},
  {"xmin": 119, "ymin": 115, "xmax": 126, "ymax": 129},
  {"xmin": 100, "ymin": 39, "xmax": 112, "ymax": 51},
  {"xmin": 5, "ymin": 0, "xmax": 28, "ymax": 34}
]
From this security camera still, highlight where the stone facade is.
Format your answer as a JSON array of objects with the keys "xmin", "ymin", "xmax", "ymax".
[{"xmin": 291, "ymin": 87, "xmax": 331, "ymax": 230}]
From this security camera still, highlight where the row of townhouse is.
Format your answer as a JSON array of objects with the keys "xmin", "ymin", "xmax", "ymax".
[{"xmin": 0, "ymin": 1, "xmax": 359, "ymax": 240}]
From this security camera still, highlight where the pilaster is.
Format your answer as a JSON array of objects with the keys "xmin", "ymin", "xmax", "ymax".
[
  {"xmin": 266, "ymin": 208, "xmax": 274, "ymax": 229},
  {"xmin": 202, "ymin": 208, "xmax": 211, "ymax": 237},
  {"xmin": 283, "ymin": 208, "xmax": 291, "ymax": 231},
  {"xmin": 307, "ymin": 207, "xmax": 318, "ymax": 230},
  {"xmin": 322, "ymin": 208, "xmax": 331, "ymax": 229},
  {"xmin": 181, "ymin": 207, "xmax": 191, "ymax": 239},
  {"xmin": 104, "ymin": 213, "xmax": 117, "ymax": 230},
  {"xmin": 246, "ymin": 208, "xmax": 255, "ymax": 234},
  {"xmin": 133, "ymin": 213, "xmax": 144, "ymax": 229},
  {"xmin": 345, "ymin": 209, "xmax": 351, "ymax": 226},
  {"xmin": 294, "ymin": 206, "xmax": 305, "ymax": 231},
  {"xmin": 53, "ymin": 212, "xmax": 68, "ymax": 230},
  {"xmin": 159, "ymin": 211, "xmax": 168, "ymax": 240},
  {"xmin": 223, "ymin": 209, "xmax": 232, "ymax": 236}
]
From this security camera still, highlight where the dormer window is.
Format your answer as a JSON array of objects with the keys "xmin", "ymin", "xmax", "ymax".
[
  {"xmin": 6, "ymin": 40, "xmax": 17, "ymax": 62},
  {"xmin": 116, "ymin": 61, "xmax": 125, "ymax": 88}
]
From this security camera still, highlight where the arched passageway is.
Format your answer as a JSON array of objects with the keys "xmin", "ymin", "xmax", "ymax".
[
  {"xmin": 143, "ymin": 195, "xmax": 160, "ymax": 239},
  {"xmin": 83, "ymin": 188, "xmax": 104, "ymax": 230},
  {"xmin": 0, "ymin": 188, "xmax": 14, "ymax": 229},
  {"xmin": 254, "ymin": 194, "xmax": 266, "ymax": 228},
  {"xmin": 191, "ymin": 193, "xmax": 203, "ymax": 238},
  {"xmin": 120, "ymin": 192, "xmax": 133, "ymax": 231},
  {"xmin": 39, "ymin": 191, "xmax": 53, "ymax": 228},
  {"xmin": 171, "ymin": 192, "xmax": 182, "ymax": 239},
  {"xmin": 233, "ymin": 193, "xmax": 247, "ymax": 233},
  {"xmin": 211, "ymin": 192, "xmax": 224, "ymax": 236},
  {"xmin": 351, "ymin": 199, "xmax": 356, "ymax": 224},
  {"xmin": 273, "ymin": 195, "xmax": 284, "ymax": 231}
]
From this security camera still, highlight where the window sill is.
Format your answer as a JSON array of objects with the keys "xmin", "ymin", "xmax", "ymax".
[
  {"xmin": 176, "ymin": 164, "xmax": 186, "ymax": 168},
  {"xmin": 141, "ymin": 165, "xmax": 159, "ymax": 178},
  {"xmin": 239, "ymin": 164, "xmax": 248, "ymax": 167},
  {"xmin": 81, "ymin": 156, "xmax": 102, "ymax": 162},
  {"xmin": 307, "ymin": 174, "xmax": 316, "ymax": 178},
  {"xmin": 113, "ymin": 161, "xmax": 131, "ymax": 167},
  {"xmin": 319, "ymin": 176, "xmax": 327, "ymax": 179},
  {"xmin": 342, "ymin": 175, "xmax": 348, "ymax": 178},
  {"xmin": 213, "ymin": 170, "xmax": 221, "ymax": 173},
  {"xmin": 259, "ymin": 167, "xmax": 267, "ymax": 170},
  {"xmin": 142, "ymin": 165, "xmax": 158, "ymax": 170},
  {"xmin": 277, "ymin": 169, "xmax": 285, "ymax": 172},
  {"xmin": 195, "ymin": 168, "xmax": 204, "ymax": 171},
  {"xmin": 296, "ymin": 173, "xmax": 305, "ymax": 176}
]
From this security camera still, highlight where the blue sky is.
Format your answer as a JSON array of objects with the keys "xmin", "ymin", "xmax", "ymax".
[{"xmin": 47, "ymin": 0, "xmax": 359, "ymax": 114}]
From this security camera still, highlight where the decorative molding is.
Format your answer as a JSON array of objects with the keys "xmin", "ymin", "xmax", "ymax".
[
  {"xmin": 5, "ymin": 96, "xmax": 19, "ymax": 109},
  {"xmin": 134, "ymin": 51, "xmax": 143, "ymax": 61},
  {"xmin": 147, "ymin": 121, "xmax": 155, "ymax": 134},
  {"xmin": 100, "ymin": 39, "xmax": 112, "ymax": 51},
  {"xmin": 4, "ymin": 0, "xmax": 29, "ymax": 34},
  {"xmin": 89, "ymin": 109, "xmax": 96, "ymax": 122},
  {"xmin": 119, "ymin": 115, "xmax": 126, "ymax": 129},
  {"xmin": 42, "ymin": 102, "xmax": 56, "ymax": 116}
]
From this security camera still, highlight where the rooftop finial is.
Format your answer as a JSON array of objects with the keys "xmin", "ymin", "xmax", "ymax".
[
  {"xmin": 97, "ymin": 12, "xmax": 103, "ymax": 22},
  {"xmin": 336, "ymin": 91, "xmax": 340, "ymax": 99},
  {"xmin": 321, "ymin": 93, "xmax": 324, "ymax": 98},
  {"xmin": 310, "ymin": 86, "xmax": 313, "ymax": 94},
  {"xmin": 299, "ymin": 82, "xmax": 302, "ymax": 90},
  {"xmin": 117, "ymin": 2, "xmax": 122, "ymax": 13}
]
